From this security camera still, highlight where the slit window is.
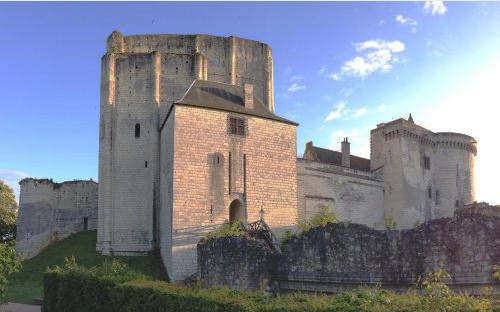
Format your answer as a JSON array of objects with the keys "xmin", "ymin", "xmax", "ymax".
[
  {"xmin": 423, "ymin": 155, "xmax": 431, "ymax": 170},
  {"xmin": 135, "ymin": 123, "xmax": 140, "ymax": 138},
  {"xmin": 229, "ymin": 117, "xmax": 245, "ymax": 136},
  {"xmin": 435, "ymin": 190, "xmax": 440, "ymax": 205}
]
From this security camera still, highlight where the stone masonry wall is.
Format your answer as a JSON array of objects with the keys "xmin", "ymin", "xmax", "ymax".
[
  {"xmin": 17, "ymin": 178, "xmax": 98, "ymax": 259},
  {"xmin": 163, "ymin": 105, "xmax": 297, "ymax": 281},
  {"xmin": 199, "ymin": 212, "xmax": 500, "ymax": 293},
  {"xmin": 198, "ymin": 236, "xmax": 277, "ymax": 290},
  {"xmin": 297, "ymin": 159, "xmax": 385, "ymax": 229}
]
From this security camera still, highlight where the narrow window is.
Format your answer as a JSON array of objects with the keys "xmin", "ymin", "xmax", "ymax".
[
  {"xmin": 435, "ymin": 190, "xmax": 440, "ymax": 205},
  {"xmin": 83, "ymin": 217, "xmax": 88, "ymax": 231},
  {"xmin": 428, "ymin": 187, "xmax": 432, "ymax": 199},
  {"xmin": 135, "ymin": 123, "xmax": 140, "ymax": 138},
  {"xmin": 145, "ymin": 161, "xmax": 148, "ymax": 168},
  {"xmin": 229, "ymin": 117, "xmax": 245, "ymax": 136},
  {"xmin": 455, "ymin": 200, "xmax": 460, "ymax": 208},
  {"xmin": 423, "ymin": 155, "xmax": 431, "ymax": 170}
]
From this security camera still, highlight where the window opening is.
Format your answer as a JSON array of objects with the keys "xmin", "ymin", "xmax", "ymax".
[
  {"xmin": 428, "ymin": 187, "xmax": 432, "ymax": 199},
  {"xmin": 229, "ymin": 117, "xmax": 245, "ymax": 136},
  {"xmin": 423, "ymin": 155, "xmax": 431, "ymax": 170},
  {"xmin": 135, "ymin": 123, "xmax": 140, "ymax": 138},
  {"xmin": 435, "ymin": 190, "xmax": 440, "ymax": 205}
]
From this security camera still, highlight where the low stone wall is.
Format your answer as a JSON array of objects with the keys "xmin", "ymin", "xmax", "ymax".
[
  {"xmin": 199, "ymin": 212, "xmax": 500, "ymax": 293},
  {"xmin": 197, "ymin": 236, "xmax": 277, "ymax": 291}
]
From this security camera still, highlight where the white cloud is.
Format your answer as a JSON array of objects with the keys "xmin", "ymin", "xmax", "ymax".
[
  {"xmin": 0, "ymin": 169, "xmax": 30, "ymax": 202},
  {"xmin": 328, "ymin": 73, "xmax": 341, "ymax": 81},
  {"xmin": 324, "ymin": 102, "xmax": 368, "ymax": 122},
  {"xmin": 324, "ymin": 102, "xmax": 346, "ymax": 122},
  {"xmin": 350, "ymin": 107, "xmax": 368, "ymax": 118},
  {"xmin": 377, "ymin": 103, "xmax": 387, "ymax": 113},
  {"xmin": 395, "ymin": 15, "xmax": 418, "ymax": 26},
  {"xmin": 424, "ymin": 1, "xmax": 447, "ymax": 15},
  {"xmin": 289, "ymin": 75, "xmax": 304, "ymax": 82},
  {"xmin": 336, "ymin": 40, "xmax": 405, "ymax": 79},
  {"xmin": 287, "ymin": 83, "xmax": 306, "ymax": 93}
]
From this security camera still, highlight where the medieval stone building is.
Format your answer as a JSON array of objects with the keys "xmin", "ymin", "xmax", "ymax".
[
  {"xmin": 97, "ymin": 31, "xmax": 298, "ymax": 280},
  {"xmin": 16, "ymin": 31, "xmax": 478, "ymax": 281}
]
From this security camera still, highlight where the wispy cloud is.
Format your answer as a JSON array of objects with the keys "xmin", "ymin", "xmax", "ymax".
[
  {"xmin": 331, "ymin": 39, "xmax": 405, "ymax": 80},
  {"xmin": 318, "ymin": 67, "xmax": 327, "ymax": 75},
  {"xmin": 424, "ymin": 1, "xmax": 447, "ymax": 15},
  {"xmin": 324, "ymin": 102, "xmax": 368, "ymax": 122},
  {"xmin": 396, "ymin": 15, "xmax": 418, "ymax": 26},
  {"xmin": 328, "ymin": 73, "xmax": 341, "ymax": 81},
  {"xmin": 287, "ymin": 83, "xmax": 306, "ymax": 93},
  {"xmin": 377, "ymin": 103, "xmax": 387, "ymax": 113},
  {"xmin": 289, "ymin": 75, "xmax": 304, "ymax": 82},
  {"xmin": 351, "ymin": 107, "xmax": 368, "ymax": 118},
  {"xmin": 0, "ymin": 169, "xmax": 30, "ymax": 202},
  {"xmin": 395, "ymin": 14, "xmax": 418, "ymax": 32},
  {"xmin": 324, "ymin": 102, "xmax": 346, "ymax": 122}
]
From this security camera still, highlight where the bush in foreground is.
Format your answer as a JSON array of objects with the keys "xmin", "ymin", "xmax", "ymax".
[{"xmin": 43, "ymin": 261, "xmax": 499, "ymax": 312}]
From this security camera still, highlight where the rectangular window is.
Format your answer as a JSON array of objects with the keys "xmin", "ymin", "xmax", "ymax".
[
  {"xmin": 428, "ymin": 187, "xmax": 432, "ymax": 199},
  {"xmin": 423, "ymin": 155, "xmax": 431, "ymax": 170},
  {"xmin": 229, "ymin": 117, "xmax": 245, "ymax": 136},
  {"xmin": 435, "ymin": 190, "xmax": 440, "ymax": 205}
]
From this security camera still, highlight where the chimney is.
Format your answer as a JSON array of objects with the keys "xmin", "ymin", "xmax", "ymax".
[
  {"xmin": 244, "ymin": 84, "xmax": 254, "ymax": 110},
  {"xmin": 341, "ymin": 137, "xmax": 350, "ymax": 168}
]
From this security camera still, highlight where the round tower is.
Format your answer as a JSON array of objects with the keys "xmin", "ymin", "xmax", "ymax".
[{"xmin": 433, "ymin": 132, "xmax": 477, "ymax": 218}]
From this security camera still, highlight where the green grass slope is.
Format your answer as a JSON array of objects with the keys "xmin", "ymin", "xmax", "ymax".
[{"xmin": 6, "ymin": 231, "xmax": 168, "ymax": 304}]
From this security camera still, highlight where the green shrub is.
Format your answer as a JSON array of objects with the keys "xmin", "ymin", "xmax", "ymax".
[
  {"xmin": 204, "ymin": 221, "xmax": 245, "ymax": 241},
  {"xmin": 43, "ymin": 259, "xmax": 500, "ymax": 312},
  {"xmin": 298, "ymin": 204, "xmax": 337, "ymax": 233}
]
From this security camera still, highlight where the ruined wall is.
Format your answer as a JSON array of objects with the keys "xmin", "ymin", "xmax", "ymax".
[
  {"xmin": 198, "ymin": 237, "xmax": 277, "ymax": 290},
  {"xmin": 199, "ymin": 212, "xmax": 500, "ymax": 294},
  {"xmin": 161, "ymin": 105, "xmax": 297, "ymax": 281},
  {"xmin": 17, "ymin": 178, "xmax": 98, "ymax": 259},
  {"xmin": 297, "ymin": 159, "xmax": 385, "ymax": 229}
]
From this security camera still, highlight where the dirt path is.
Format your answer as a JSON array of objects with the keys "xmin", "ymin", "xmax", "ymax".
[{"xmin": 0, "ymin": 303, "xmax": 41, "ymax": 312}]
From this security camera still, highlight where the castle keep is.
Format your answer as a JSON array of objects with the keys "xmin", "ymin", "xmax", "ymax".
[
  {"xmin": 16, "ymin": 31, "xmax": 478, "ymax": 282},
  {"xmin": 97, "ymin": 31, "xmax": 297, "ymax": 280}
]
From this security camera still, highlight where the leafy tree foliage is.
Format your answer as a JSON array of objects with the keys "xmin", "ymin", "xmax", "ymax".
[
  {"xmin": 0, "ymin": 241, "xmax": 22, "ymax": 305},
  {"xmin": 0, "ymin": 180, "xmax": 17, "ymax": 243}
]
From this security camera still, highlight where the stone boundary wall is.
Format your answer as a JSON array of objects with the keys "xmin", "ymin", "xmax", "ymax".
[
  {"xmin": 16, "ymin": 178, "xmax": 98, "ymax": 259},
  {"xmin": 199, "ymin": 212, "xmax": 500, "ymax": 294}
]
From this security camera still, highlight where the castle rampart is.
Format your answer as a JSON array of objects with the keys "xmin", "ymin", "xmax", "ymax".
[{"xmin": 16, "ymin": 178, "xmax": 98, "ymax": 259}]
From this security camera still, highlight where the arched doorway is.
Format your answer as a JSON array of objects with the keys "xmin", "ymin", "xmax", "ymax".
[{"xmin": 229, "ymin": 199, "xmax": 246, "ymax": 224}]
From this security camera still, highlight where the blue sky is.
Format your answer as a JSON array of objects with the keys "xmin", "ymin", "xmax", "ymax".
[{"xmin": 0, "ymin": 1, "xmax": 499, "ymax": 205}]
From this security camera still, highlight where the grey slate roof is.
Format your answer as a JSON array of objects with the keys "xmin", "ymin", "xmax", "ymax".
[
  {"xmin": 311, "ymin": 146, "xmax": 371, "ymax": 171},
  {"xmin": 175, "ymin": 80, "xmax": 298, "ymax": 125}
]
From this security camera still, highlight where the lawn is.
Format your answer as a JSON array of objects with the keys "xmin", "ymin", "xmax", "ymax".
[{"xmin": 6, "ymin": 231, "xmax": 168, "ymax": 304}]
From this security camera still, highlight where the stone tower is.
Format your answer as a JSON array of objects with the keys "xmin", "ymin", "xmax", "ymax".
[
  {"xmin": 370, "ymin": 115, "xmax": 477, "ymax": 228},
  {"xmin": 97, "ymin": 31, "xmax": 277, "ymax": 257}
]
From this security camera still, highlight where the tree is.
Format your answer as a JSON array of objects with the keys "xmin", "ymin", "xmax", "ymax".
[
  {"xmin": 0, "ymin": 181, "xmax": 17, "ymax": 243},
  {"xmin": 0, "ymin": 241, "xmax": 22, "ymax": 305}
]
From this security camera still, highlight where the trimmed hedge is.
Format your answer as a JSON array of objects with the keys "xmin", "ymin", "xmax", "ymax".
[{"xmin": 43, "ymin": 259, "xmax": 500, "ymax": 312}]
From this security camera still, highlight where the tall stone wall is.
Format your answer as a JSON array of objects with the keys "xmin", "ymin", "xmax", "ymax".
[
  {"xmin": 98, "ymin": 31, "xmax": 275, "ymax": 257},
  {"xmin": 161, "ymin": 104, "xmax": 297, "ymax": 281},
  {"xmin": 297, "ymin": 158, "xmax": 385, "ymax": 229},
  {"xmin": 16, "ymin": 178, "xmax": 98, "ymax": 259},
  {"xmin": 370, "ymin": 118, "xmax": 477, "ymax": 229},
  {"xmin": 199, "ymin": 212, "xmax": 500, "ymax": 294}
]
